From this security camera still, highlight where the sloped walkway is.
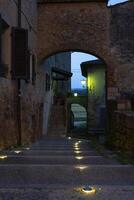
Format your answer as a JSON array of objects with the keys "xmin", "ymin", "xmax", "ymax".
[{"xmin": 0, "ymin": 136, "xmax": 134, "ymax": 200}]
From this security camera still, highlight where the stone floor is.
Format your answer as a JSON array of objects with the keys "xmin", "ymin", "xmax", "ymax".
[{"xmin": 0, "ymin": 136, "xmax": 133, "ymax": 199}]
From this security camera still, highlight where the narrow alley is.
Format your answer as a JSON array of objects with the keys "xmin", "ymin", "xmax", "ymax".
[{"xmin": 0, "ymin": 136, "xmax": 133, "ymax": 199}]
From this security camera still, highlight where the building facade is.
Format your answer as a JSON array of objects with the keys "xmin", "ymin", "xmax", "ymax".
[
  {"xmin": 0, "ymin": 0, "xmax": 38, "ymax": 148},
  {"xmin": 0, "ymin": 1, "xmax": 72, "ymax": 148},
  {"xmin": 40, "ymin": 52, "xmax": 72, "ymax": 135},
  {"xmin": 81, "ymin": 60, "xmax": 106, "ymax": 134}
]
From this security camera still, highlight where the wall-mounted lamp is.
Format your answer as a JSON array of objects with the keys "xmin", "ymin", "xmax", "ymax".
[{"xmin": 81, "ymin": 79, "xmax": 86, "ymax": 88}]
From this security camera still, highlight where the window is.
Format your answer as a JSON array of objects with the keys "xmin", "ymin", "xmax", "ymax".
[{"xmin": 11, "ymin": 27, "xmax": 29, "ymax": 79}]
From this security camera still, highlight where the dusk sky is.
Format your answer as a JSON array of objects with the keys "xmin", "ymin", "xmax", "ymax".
[
  {"xmin": 108, "ymin": 0, "xmax": 128, "ymax": 5},
  {"xmin": 71, "ymin": 0, "xmax": 129, "ymax": 89},
  {"xmin": 71, "ymin": 52, "xmax": 97, "ymax": 89}
]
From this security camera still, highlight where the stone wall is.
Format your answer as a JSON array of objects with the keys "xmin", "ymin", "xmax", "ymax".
[
  {"xmin": 108, "ymin": 111, "xmax": 134, "ymax": 154},
  {"xmin": 0, "ymin": 79, "xmax": 18, "ymax": 149},
  {"xmin": 109, "ymin": 2, "xmax": 134, "ymax": 94},
  {"xmin": 107, "ymin": 2, "xmax": 134, "ymax": 152},
  {"xmin": 0, "ymin": 0, "xmax": 38, "ymax": 148}
]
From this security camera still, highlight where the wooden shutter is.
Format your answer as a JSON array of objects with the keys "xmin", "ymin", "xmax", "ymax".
[{"xmin": 11, "ymin": 27, "xmax": 29, "ymax": 79}]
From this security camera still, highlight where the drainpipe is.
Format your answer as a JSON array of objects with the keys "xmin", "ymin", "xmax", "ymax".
[
  {"xmin": 105, "ymin": 68, "xmax": 108, "ymax": 138},
  {"xmin": 17, "ymin": 0, "xmax": 22, "ymax": 145},
  {"xmin": 0, "ymin": 15, "xmax": 2, "ymax": 67}
]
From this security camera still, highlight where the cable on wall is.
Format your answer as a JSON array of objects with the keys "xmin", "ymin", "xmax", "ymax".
[{"xmin": 10, "ymin": 0, "xmax": 37, "ymax": 35}]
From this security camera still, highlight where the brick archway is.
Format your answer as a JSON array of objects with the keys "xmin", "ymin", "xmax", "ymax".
[
  {"xmin": 37, "ymin": 1, "xmax": 134, "ymax": 98},
  {"xmin": 38, "ymin": 1, "xmax": 109, "ymax": 62}
]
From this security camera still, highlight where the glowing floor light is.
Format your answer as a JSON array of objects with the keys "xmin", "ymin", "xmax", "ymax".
[
  {"xmin": 81, "ymin": 186, "xmax": 96, "ymax": 194},
  {"xmin": 75, "ymin": 156, "xmax": 83, "ymax": 160},
  {"xmin": 0, "ymin": 155, "xmax": 7, "ymax": 160},
  {"xmin": 74, "ymin": 150, "xmax": 82, "ymax": 154},
  {"xmin": 75, "ymin": 165, "xmax": 88, "ymax": 171},
  {"xmin": 25, "ymin": 148, "xmax": 30, "ymax": 150},
  {"xmin": 74, "ymin": 147, "xmax": 80, "ymax": 151},
  {"xmin": 14, "ymin": 150, "xmax": 21, "ymax": 154}
]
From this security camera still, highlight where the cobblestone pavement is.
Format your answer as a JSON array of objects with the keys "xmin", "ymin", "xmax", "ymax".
[{"xmin": 0, "ymin": 136, "xmax": 133, "ymax": 199}]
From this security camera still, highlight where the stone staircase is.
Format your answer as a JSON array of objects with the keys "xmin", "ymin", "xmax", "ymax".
[{"xmin": 0, "ymin": 136, "xmax": 133, "ymax": 199}]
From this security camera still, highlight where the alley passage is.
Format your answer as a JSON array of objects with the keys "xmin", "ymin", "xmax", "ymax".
[{"xmin": 0, "ymin": 136, "xmax": 134, "ymax": 199}]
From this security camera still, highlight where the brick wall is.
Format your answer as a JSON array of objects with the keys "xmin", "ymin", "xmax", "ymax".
[
  {"xmin": 108, "ymin": 111, "xmax": 134, "ymax": 154},
  {"xmin": 109, "ymin": 2, "xmax": 134, "ymax": 94},
  {"xmin": 38, "ymin": 1, "xmax": 134, "ymax": 98}
]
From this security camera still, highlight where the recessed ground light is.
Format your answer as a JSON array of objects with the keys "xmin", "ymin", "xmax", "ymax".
[
  {"xmin": 74, "ymin": 144, "xmax": 79, "ymax": 147},
  {"xmin": 75, "ymin": 156, "xmax": 83, "ymax": 160},
  {"xmin": 68, "ymin": 137, "xmax": 71, "ymax": 140},
  {"xmin": 75, "ymin": 165, "xmax": 88, "ymax": 170},
  {"xmin": 14, "ymin": 150, "xmax": 21, "ymax": 154},
  {"xmin": 0, "ymin": 155, "xmax": 7, "ymax": 159},
  {"xmin": 81, "ymin": 186, "xmax": 96, "ymax": 194},
  {"xmin": 74, "ymin": 150, "xmax": 82, "ymax": 154},
  {"xmin": 25, "ymin": 148, "xmax": 30, "ymax": 150},
  {"xmin": 74, "ymin": 147, "xmax": 80, "ymax": 151}
]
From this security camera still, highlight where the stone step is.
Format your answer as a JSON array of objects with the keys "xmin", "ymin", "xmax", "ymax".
[
  {"xmin": 0, "ymin": 165, "xmax": 133, "ymax": 186},
  {"xmin": 0, "ymin": 155, "xmax": 119, "ymax": 165},
  {"xmin": 29, "ymin": 147, "xmax": 95, "ymax": 151},
  {"xmin": 1, "ymin": 150, "xmax": 114, "ymax": 158},
  {"xmin": 0, "ymin": 186, "xmax": 133, "ymax": 200},
  {"xmin": 31, "ymin": 144, "xmax": 90, "ymax": 148},
  {"xmin": 17, "ymin": 150, "xmax": 102, "ymax": 156},
  {"xmin": 31, "ymin": 143, "xmax": 91, "ymax": 147}
]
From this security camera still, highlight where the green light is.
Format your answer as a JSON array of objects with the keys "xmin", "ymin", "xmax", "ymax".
[{"xmin": 88, "ymin": 75, "xmax": 93, "ymax": 91}]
